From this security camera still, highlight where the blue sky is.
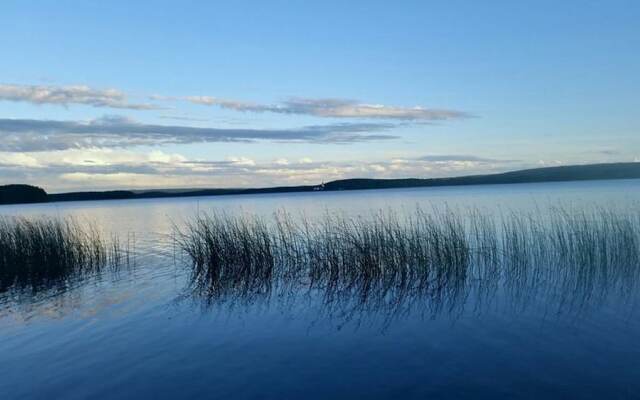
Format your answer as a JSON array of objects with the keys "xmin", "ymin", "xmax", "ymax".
[{"xmin": 0, "ymin": 0, "xmax": 638, "ymax": 191}]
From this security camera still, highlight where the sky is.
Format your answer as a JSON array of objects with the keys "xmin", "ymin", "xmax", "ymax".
[{"xmin": 0, "ymin": 0, "xmax": 639, "ymax": 192}]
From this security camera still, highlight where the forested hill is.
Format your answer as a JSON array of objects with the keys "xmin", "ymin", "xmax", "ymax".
[
  {"xmin": 323, "ymin": 162, "xmax": 640, "ymax": 191},
  {"xmin": 0, "ymin": 184, "xmax": 48, "ymax": 205},
  {"xmin": 1, "ymin": 162, "xmax": 638, "ymax": 205}
]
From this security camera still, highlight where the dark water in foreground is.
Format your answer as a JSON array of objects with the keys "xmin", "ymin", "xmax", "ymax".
[{"xmin": 1, "ymin": 180, "xmax": 640, "ymax": 399}]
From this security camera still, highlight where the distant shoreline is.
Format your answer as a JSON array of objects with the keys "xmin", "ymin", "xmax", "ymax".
[{"xmin": 1, "ymin": 162, "xmax": 639, "ymax": 206}]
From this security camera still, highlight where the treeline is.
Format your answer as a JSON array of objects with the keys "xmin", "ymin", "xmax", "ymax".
[{"xmin": 323, "ymin": 162, "xmax": 640, "ymax": 190}]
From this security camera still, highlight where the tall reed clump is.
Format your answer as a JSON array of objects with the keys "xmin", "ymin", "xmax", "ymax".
[
  {"xmin": 500, "ymin": 207, "xmax": 640, "ymax": 305},
  {"xmin": 0, "ymin": 217, "xmax": 122, "ymax": 292},
  {"xmin": 176, "ymin": 206, "xmax": 640, "ymax": 311},
  {"xmin": 177, "ymin": 213, "xmax": 274, "ymax": 301},
  {"xmin": 299, "ymin": 209, "xmax": 473, "ymax": 309}
]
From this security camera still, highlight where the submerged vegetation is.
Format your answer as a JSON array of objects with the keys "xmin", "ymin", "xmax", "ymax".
[
  {"xmin": 177, "ymin": 207, "xmax": 640, "ymax": 318},
  {"xmin": 0, "ymin": 217, "xmax": 124, "ymax": 293}
]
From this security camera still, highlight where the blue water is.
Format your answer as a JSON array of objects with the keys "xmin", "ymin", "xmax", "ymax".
[{"xmin": 1, "ymin": 180, "xmax": 640, "ymax": 399}]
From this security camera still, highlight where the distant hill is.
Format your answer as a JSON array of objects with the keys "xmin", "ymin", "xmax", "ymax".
[
  {"xmin": 323, "ymin": 162, "xmax": 640, "ymax": 191},
  {"xmin": 1, "ymin": 162, "xmax": 639, "ymax": 206},
  {"xmin": 0, "ymin": 184, "xmax": 48, "ymax": 205}
]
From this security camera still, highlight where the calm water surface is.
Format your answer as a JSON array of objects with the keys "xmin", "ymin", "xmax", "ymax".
[{"xmin": 1, "ymin": 180, "xmax": 640, "ymax": 399}]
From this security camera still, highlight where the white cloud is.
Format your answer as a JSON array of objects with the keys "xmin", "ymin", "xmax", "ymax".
[
  {"xmin": 184, "ymin": 96, "xmax": 470, "ymax": 121},
  {"xmin": 0, "ymin": 152, "xmax": 41, "ymax": 168},
  {"xmin": 227, "ymin": 156, "xmax": 256, "ymax": 166},
  {"xmin": 369, "ymin": 164, "xmax": 387, "ymax": 172},
  {"xmin": 0, "ymin": 83, "xmax": 162, "ymax": 110},
  {"xmin": 184, "ymin": 96, "xmax": 270, "ymax": 113},
  {"xmin": 417, "ymin": 154, "xmax": 516, "ymax": 162},
  {"xmin": 0, "ymin": 116, "xmax": 398, "ymax": 152},
  {"xmin": 0, "ymin": 81, "xmax": 471, "ymax": 123}
]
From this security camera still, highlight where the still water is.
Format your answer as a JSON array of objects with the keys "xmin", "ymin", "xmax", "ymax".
[{"xmin": 1, "ymin": 180, "xmax": 639, "ymax": 399}]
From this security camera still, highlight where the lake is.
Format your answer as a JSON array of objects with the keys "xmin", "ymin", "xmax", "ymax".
[{"xmin": 1, "ymin": 179, "xmax": 640, "ymax": 399}]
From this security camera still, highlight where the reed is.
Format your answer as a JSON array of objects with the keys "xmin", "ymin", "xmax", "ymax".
[
  {"xmin": 0, "ymin": 217, "xmax": 122, "ymax": 292},
  {"xmin": 177, "ymin": 213, "xmax": 274, "ymax": 301},
  {"xmin": 176, "ymin": 206, "xmax": 640, "ymax": 313}
]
